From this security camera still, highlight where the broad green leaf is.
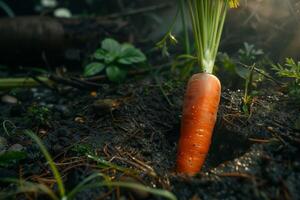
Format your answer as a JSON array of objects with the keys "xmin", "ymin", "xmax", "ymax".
[
  {"xmin": 101, "ymin": 38, "xmax": 121, "ymax": 55},
  {"xmin": 104, "ymin": 52, "xmax": 118, "ymax": 64},
  {"xmin": 0, "ymin": 151, "xmax": 27, "ymax": 167},
  {"xmin": 94, "ymin": 49, "xmax": 117, "ymax": 64},
  {"xmin": 106, "ymin": 66, "xmax": 127, "ymax": 83},
  {"xmin": 120, "ymin": 43, "xmax": 134, "ymax": 52},
  {"xmin": 93, "ymin": 49, "xmax": 107, "ymax": 60},
  {"xmin": 84, "ymin": 62, "xmax": 105, "ymax": 77},
  {"xmin": 118, "ymin": 47, "xmax": 146, "ymax": 65}
]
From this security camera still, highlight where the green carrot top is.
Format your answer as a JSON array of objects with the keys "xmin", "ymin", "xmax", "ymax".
[{"xmin": 187, "ymin": 0, "xmax": 239, "ymax": 73}]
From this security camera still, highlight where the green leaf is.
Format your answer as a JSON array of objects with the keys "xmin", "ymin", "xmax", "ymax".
[
  {"xmin": 0, "ymin": 151, "xmax": 27, "ymax": 167},
  {"xmin": 104, "ymin": 52, "xmax": 118, "ymax": 64},
  {"xmin": 242, "ymin": 104, "xmax": 249, "ymax": 114},
  {"xmin": 101, "ymin": 38, "xmax": 121, "ymax": 55},
  {"xmin": 93, "ymin": 49, "xmax": 107, "ymax": 60},
  {"xmin": 235, "ymin": 65, "xmax": 251, "ymax": 80},
  {"xmin": 118, "ymin": 46, "xmax": 146, "ymax": 65},
  {"xmin": 84, "ymin": 62, "xmax": 105, "ymax": 77},
  {"xmin": 106, "ymin": 66, "xmax": 127, "ymax": 83},
  {"xmin": 94, "ymin": 49, "xmax": 116, "ymax": 64},
  {"xmin": 120, "ymin": 43, "xmax": 134, "ymax": 52}
]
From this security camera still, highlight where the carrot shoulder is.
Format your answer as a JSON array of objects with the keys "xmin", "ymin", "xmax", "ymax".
[{"xmin": 176, "ymin": 73, "xmax": 221, "ymax": 175}]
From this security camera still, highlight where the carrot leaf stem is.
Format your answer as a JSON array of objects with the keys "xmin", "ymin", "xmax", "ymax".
[{"xmin": 187, "ymin": 0, "xmax": 236, "ymax": 73}]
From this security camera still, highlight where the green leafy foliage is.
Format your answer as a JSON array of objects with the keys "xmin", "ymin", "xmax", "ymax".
[
  {"xmin": 156, "ymin": 33, "xmax": 178, "ymax": 57},
  {"xmin": 84, "ymin": 62, "xmax": 105, "ymax": 77},
  {"xmin": 238, "ymin": 42, "xmax": 264, "ymax": 65},
  {"xmin": 26, "ymin": 104, "xmax": 51, "ymax": 125},
  {"xmin": 106, "ymin": 66, "xmax": 127, "ymax": 82},
  {"xmin": 0, "ymin": 151, "xmax": 27, "ymax": 167},
  {"xmin": 216, "ymin": 43, "xmax": 266, "ymax": 85},
  {"xmin": 242, "ymin": 65, "xmax": 255, "ymax": 115},
  {"xmin": 272, "ymin": 58, "xmax": 300, "ymax": 80},
  {"xmin": 118, "ymin": 45, "xmax": 146, "ymax": 64},
  {"xmin": 216, "ymin": 43, "xmax": 268, "ymax": 114},
  {"xmin": 235, "ymin": 43, "xmax": 264, "ymax": 79},
  {"xmin": 84, "ymin": 38, "xmax": 146, "ymax": 83},
  {"xmin": 272, "ymin": 58, "xmax": 300, "ymax": 97},
  {"xmin": 171, "ymin": 54, "xmax": 197, "ymax": 80}
]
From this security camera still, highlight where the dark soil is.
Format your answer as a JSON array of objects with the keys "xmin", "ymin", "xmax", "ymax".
[{"xmin": 0, "ymin": 75, "xmax": 300, "ymax": 200}]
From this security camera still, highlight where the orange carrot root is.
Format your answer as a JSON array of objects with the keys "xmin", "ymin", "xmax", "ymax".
[{"xmin": 176, "ymin": 73, "xmax": 221, "ymax": 175}]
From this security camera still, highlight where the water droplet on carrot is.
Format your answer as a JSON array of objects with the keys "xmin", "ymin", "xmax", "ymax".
[
  {"xmin": 192, "ymin": 143, "xmax": 201, "ymax": 148},
  {"xmin": 195, "ymin": 129, "xmax": 205, "ymax": 137}
]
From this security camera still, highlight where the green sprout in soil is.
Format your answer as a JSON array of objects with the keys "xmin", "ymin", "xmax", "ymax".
[
  {"xmin": 242, "ymin": 64, "xmax": 255, "ymax": 115},
  {"xmin": 272, "ymin": 58, "xmax": 300, "ymax": 98},
  {"xmin": 217, "ymin": 42, "xmax": 267, "ymax": 114},
  {"xmin": 84, "ymin": 38, "xmax": 147, "ymax": 83},
  {"xmin": 26, "ymin": 104, "xmax": 52, "ymax": 126}
]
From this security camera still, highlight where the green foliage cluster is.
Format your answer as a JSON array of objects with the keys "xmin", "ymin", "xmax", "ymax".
[
  {"xmin": 217, "ymin": 42, "xmax": 267, "ymax": 114},
  {"xmin": 84, "ymin": 38, "xmax": 147, "ymax": 83},
  {"xmin": 272, "ymin": 58, "xmax": 300, "ymax": 98},
  {"xmin": 238, "ymin": 42, "xmax": 264, "ymax": 65},
  {"xmin": 217, "ymin": 43, "xmax": 265, "ymax": 80},
  {"xmin": 26, "ymin": 104, "xmax": 51, "ymax": 125}
]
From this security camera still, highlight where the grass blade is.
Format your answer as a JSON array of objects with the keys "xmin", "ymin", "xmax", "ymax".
[
  {"xmin": 68, "ymin": 180, "xmax": 177, "ymax": 200},
  {"xmin": 25, "ymin": 130, "xmax": 66, "ymax": 199}
]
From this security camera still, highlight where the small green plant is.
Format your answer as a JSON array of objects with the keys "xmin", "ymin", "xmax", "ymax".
[
  {"xmin": 272, "ymin": 58, "xmax": 300, "ymax": 97},
  {"xmin": 26, "ymin": 104, "xmax": 51, "ymax": 125},
  {"xmin": 217, "ymin": 43, "xmax": 266, "ymax": 115},
  {"xmin": 238, "ymin": 42, "xmax": 264, "ymax": 65},
  {"xmin": 235, "ymin": 43, "xmax": 264, "ymax": 79},
  {"xmin": 84, "ymin": 38, "xmax": 147, "ymax": 83},
  {"xmin": 241, "ymin": 65, "xmax": 255, "ymax": 115}
]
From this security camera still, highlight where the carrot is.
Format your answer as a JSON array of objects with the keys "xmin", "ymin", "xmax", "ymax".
[
  {"xmin": 176, "ymin": 73, "xmax": 221, "ymax": 175},
  {"xmin": 175, "ymin": 0, "xmax": 239, "ymax": 175}
]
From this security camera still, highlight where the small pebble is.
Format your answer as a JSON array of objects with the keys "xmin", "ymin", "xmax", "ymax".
[
  {"xmin": 90, "ymin": 91, "xmax": 97, "ymax": 97},
  {"xmin": 1, "ymin": 95, "xmax": 18, "ymax": 104},
  {"xmin": 55, "ymin": 105, "xmax": 71, "ymax": 118},
  {"xmin": 53, "ymin": 144, "xmax": 63, "ymax": 152},
  {"xmin": 74, "ymin": 116, "xmax": 85, "ymax": 124}
]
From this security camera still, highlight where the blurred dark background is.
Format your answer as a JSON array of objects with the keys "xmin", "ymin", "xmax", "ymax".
[{"xmin": 0, "ymin": 0, "xmax": 300, "ymax": 67}]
